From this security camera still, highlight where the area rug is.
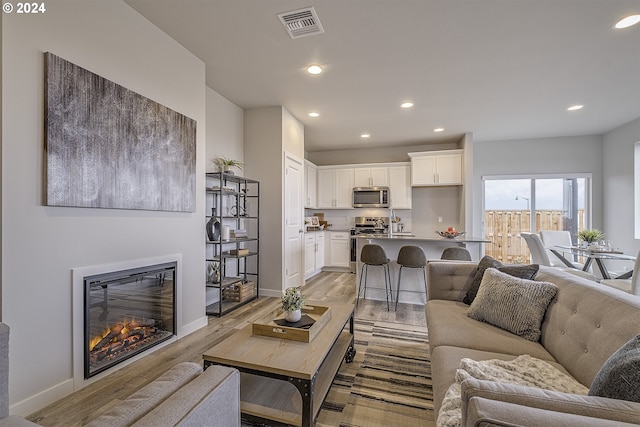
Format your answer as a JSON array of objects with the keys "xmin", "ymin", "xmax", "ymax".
[{"xmin": 243, "ymin": 318, "xmax": 434, "ymax": 426}]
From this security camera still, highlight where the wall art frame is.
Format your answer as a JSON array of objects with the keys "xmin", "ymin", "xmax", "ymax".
[{"xmin": 44, "ymin": 52, "xmax": 197, "ymax": 212}]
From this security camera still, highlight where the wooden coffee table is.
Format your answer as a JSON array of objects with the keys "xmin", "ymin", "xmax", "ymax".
[{"xmin": 202, "ymin": 301, "xmax": 356, "ymax": 427}]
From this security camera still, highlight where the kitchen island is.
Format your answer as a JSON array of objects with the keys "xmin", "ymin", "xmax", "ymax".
[{"xmin": 355, "ymin": 234, "xmax": 489, "ymax": 306}]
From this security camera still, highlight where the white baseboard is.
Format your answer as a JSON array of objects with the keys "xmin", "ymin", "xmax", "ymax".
[
  {"xmin": 180, "ymin": 315, "xmax": 208, "ymax": 337},
  {"xmin": 10, "ymin": 378, "xmax": 74, "ymax": 417},
  {"xmin": 259, "ymin": 288, "xmax": 282, "ymax": 298}
]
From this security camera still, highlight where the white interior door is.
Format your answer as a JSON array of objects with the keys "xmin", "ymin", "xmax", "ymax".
[{"xmin": 284, "ymin": 152, "xmax": 304, "ymax": 290}]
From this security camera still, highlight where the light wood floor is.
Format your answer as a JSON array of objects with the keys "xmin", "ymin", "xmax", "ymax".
[{"xmin": 27, "ymin": 271, "xmax": 426, "ymax": 426}]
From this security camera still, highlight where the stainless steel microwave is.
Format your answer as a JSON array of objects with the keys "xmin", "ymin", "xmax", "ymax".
[{"xmin": 352, "ymin": 187, "xmax": 390, "ymax": 208}]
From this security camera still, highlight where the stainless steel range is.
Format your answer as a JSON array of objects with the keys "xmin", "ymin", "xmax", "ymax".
[
  {"xmin": 350, "ymin": 217, "xmax": 390, "ymax": 272},
  {"xmin": 353, "ymin": 216, "xmax": 389, "ymax": 235}
]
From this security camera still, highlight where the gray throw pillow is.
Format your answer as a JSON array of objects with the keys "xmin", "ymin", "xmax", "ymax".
[
  {"xmin": 463, "ymin": 256, "xmax": 539, "ymax": 305},
  {"xmin": 463, "ymin": 256, "xmax": 503, "ymax": 305},
  {"xmin": 589, "ymin": 335, "xmax": 640, "ymax": 403},
  {"xmin": 467, "ymin": 268, "xmax": 558, "ymax": 342}
]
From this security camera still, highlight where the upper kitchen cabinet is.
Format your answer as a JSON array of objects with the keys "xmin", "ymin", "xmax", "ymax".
[
  {"xmin": 388, "ymin": 164, "xmax": 412, "ymax": 209},
  {"xmin": 317, "ymin": 167, "xmax": 354, "ymax": 208},
  {"xmin": 354, "ymin": 166, "xmax": 388, "ymax": 187},
  {"xmin": 409, "ymin": 149, "xmax": 463, "ymax": 186},
  {"xmin": 305, "ymin": 160, "xmax": 318, "ymax": 208}
]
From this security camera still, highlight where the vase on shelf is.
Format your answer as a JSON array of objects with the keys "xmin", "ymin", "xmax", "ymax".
[
  {"xmin": 206, "ymin": 208, "xmax": 221, "ymax": 241},
  {"xmin": 284, "ymin": 309, "xmax": 302, "ymax": 323}
]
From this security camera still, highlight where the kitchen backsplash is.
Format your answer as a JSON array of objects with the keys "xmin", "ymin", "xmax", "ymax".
[{"xmin": 305, "ymin": 208, "xmax": 412, "ymax": 232}]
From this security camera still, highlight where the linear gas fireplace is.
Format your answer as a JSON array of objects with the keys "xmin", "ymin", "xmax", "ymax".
[{"xmin": 83, "ymin": 262, "xmax": 176, "ymax": 378}]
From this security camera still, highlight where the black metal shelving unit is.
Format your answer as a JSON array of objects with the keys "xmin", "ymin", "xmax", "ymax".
[{"xmin": 205, "ymin": 172, "xmax": 259, "ymax": 316}]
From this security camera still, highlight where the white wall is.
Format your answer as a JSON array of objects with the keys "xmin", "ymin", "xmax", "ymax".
[
  {"xmin": 244, "ymin": 107, "xmax": 304, "ymax": 296},
  {"xmin": 3, "ymin": 1, "xmax": 206, "ymax": 414},
  {"xmin": 244, "ymin": 107, "xmax": 285, "ymax": 296},
  {"xmin": 205, "ymin": 87, "xmax": 244, "ymax": 305},
  {"xmin": 472, "ymin": 135, "xmax": 604, "ymax": 238},
  {"xmin": 206, "ymin": 87, "xmax": 244, "ymax": 173},
  {"xmin": 603, "ymin": 117, "xmax": 640, "ymax": 254}
]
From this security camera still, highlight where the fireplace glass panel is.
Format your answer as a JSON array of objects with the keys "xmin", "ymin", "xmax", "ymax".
[{"xmin": 84, "ymin": 262, "xmax": 176, "ymax": 378}]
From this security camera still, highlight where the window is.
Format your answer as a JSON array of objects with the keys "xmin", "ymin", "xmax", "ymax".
[{"xmin": 483, "ymin": 174, "xmax": 591, "ymax": 264}]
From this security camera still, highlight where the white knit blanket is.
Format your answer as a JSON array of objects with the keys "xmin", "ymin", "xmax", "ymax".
[{"xmin": 436, "ymin": 355, "xmax": 589, "ymax": 427}]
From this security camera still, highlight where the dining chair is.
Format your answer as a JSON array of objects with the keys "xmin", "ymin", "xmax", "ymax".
[
  {"xmin": 539, "ymin": 230, "xmax": 585, "ymax": 269},
  {"xmin": 599, "ymin": 248, "xmax": 640, "ymax": 296},
  {"xmin": 520, "ymin": 232, "xmax": 552, "ymax": 265},
  {"xmin": 521, "ymin": 232, "xmax": 596, "ymax": 281}
]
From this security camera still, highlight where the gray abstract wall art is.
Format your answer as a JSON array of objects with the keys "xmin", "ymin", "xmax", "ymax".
[{"xmin": 44, "ymin": 52, "xmax": 197, "ymax": 212}]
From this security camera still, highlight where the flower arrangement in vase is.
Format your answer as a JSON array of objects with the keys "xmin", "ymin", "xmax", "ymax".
[{"xmin": 281, "ymin": 287, "xmax": 306, "ymax": 323}]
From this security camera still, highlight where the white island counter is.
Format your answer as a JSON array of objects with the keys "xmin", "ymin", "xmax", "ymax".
[{"xmin": 355, "ymin": 234, "xmax": 489, "ymax": 306}]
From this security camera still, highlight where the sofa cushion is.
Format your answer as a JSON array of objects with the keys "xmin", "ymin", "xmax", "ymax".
[
  {"xmin": 462, "ymin": 256, "xmax": 539, "ymax": 305},
  {"xmin": 426, "ymin": 300, "xmax": 554, "ymax": 360},
  {"xmin": 86, "ymin": 362, "xmax": 203, "ymax": 427},
  {"xmin": 133, "ymin": 366, "xmax": 240, "ymax": 427},
  {"xmin": 465, "ymin": 396, "xmax": 640, "ymax": 427},
  {"xmin": 589, "ymin": 335, "xmax": 640, "ymax": 403},
  {"xmin": 429, "ymin": 345, "xmax": 565, "ymax": 416},
  {"xmin": 462, "ymin": 377, "xmax": 640, "ymax": 425},
  {"xmin": 467, "ymin": 268, "xmax": 557, "ymax": 341},
  {"xmin": 536, "ymin": 267, "xmax": 640, "ymax": 388}
]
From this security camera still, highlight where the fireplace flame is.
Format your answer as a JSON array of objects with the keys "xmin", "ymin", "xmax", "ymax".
[{"xmin": 88, "ymin": 318, "xmax": 156, "ymax": 352}]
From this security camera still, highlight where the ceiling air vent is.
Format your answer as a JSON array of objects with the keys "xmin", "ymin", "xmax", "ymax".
[{"xmin": 277, "ymin": 7, "xmax": 325, "ymax": 39}]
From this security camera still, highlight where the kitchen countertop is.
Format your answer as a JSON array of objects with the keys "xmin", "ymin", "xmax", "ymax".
[
  {"xmin": 355, "ymin": 234, "xmax": 489, "ymax": 242},
  {"xmin": 305, "ymin": 228, "xmax": 351, "ymax": 233}
]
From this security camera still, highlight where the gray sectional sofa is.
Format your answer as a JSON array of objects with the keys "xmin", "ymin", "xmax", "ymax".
[
  {"xmin": 426, "ymin": 261, "xmax": 640, "ymax": 426},
  {"xmin": 0, "ymin": 322, "xmax": 241, "ymax": 426}
]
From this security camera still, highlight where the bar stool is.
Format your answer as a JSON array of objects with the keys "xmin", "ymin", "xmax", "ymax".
[
  {"xmin": 395, "ymin": 245, "xmax": 427, "ymax": 310},
  {"xmin": 440, "ymin": 247, "xmax": 472, "ymax": 261},
  {"xmin": 357, "ymin": 244, "xmax": 393, "ymax": 311}
]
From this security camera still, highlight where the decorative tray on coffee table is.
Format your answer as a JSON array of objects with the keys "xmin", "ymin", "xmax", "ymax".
[{"xmin": 251, "ymin": 305, "xmax": 332, "ymax": 343}]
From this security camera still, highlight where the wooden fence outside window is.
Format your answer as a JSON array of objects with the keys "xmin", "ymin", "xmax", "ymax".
[{"xmin": 484, "ymin": 209, "xmax": 585, "ymax": 264}]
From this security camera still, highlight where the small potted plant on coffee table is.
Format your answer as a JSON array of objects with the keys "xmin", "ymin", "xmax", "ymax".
[{"xmin": 282, "ymin": 287, "xmax": 306, "ymax": 323}]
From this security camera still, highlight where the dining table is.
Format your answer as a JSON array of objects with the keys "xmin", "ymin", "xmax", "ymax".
[{"xmin": 548, "ymin": 245, "xmax": 636, "ymax": 279}]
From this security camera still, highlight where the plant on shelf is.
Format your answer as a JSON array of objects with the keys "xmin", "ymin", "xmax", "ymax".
[
  {"xmin": 215, "ymin": 156, "xmax": 244, "ymax": 175},
  {"xmin": 207, "ymin": 261, "xmax": 220, "ymax": 283},
  {"xmin": 282, "ymin": 287, "xmax": 306, "ymax": 323},
  {"xmin": 577, "ymin": 229, "xmax": 604, "ymax": 244}
]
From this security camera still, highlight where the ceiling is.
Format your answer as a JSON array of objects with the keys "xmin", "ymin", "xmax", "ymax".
[{"xmin": 125, "ymin": 0, "xmax": 640, "ymax": 152}]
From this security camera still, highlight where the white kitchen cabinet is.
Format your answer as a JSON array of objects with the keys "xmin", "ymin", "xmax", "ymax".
[
  {"xmin": 326, "ymin": 231, "xmax": 350, "ymax": 268},
  {"xmin": 304, "ymin": 160, "xmax": 317, "ymax": 208},
  {"xmin": 317, "ymin": 167, "xmax": 354, "ymax": 208},
  {"xmin": 354, "ymin": 167, "xmax": 388, "ymax": 187},
  {"xmin": 304, "ymin": 231, "xmax": 325, "ymax": 279},
  {"xmin": 388, "ymin": 165, "xmax": 412, "ymax": 209},
  {"xmin": 409, "ymin": 150, "xmax": 463, "ymax": 186},
  {"xmin": 315, "ymin": 232, "xmax": 325, "ymax": 270}
]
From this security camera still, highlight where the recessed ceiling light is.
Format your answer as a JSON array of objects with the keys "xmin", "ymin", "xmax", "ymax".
[
  {"xmin": 307, "ymin": 65, "xmax": 323, "ymax": 75},
  {"xmin": 308, "ymin": 112, "xmax": 319, "ymax": 117},
  {"xmin": 615, "ymin": 14, "xmax": 640, "ymax": 29},
  {"xmin": 360, "ymin": 133, "xmax": 370, "ymax": 138},
  {"xmin": 434, "ymin": 128, "xmax": 445, "ymax": 133},
  {"xmin": 401, "ymin": 102, "xmax": 414, "ymax": 109},
  {"xmin": 567, "ymin": 105, "xmax": 584, "ymax": 111}
]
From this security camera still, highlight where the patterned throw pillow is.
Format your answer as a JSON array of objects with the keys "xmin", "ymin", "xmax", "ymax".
[
  {"xmin": 589, "ymin": 335, "xmax": 640, "ymax": 403},
  {"xmin": 463, "ymin": 255, "xmax": 539, "ymax": 305},
  {"xmin": 467, "ymin": 268, "xmax": 558, "ymax": 342}
]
